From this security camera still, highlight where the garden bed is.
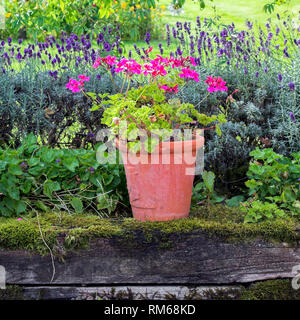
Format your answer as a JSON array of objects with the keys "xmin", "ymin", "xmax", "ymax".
[{"xmin": 1, "ymin": 205, "xmax": 300, "ymax": 300}]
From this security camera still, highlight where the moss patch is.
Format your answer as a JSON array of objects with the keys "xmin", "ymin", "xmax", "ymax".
[
  {"xmin": 0, "ymin": 204, "xmax": 299, "ymax": 255},
  {"xmin": 240, "ymin": 279, "xmax": 300, "ymax": 300}
]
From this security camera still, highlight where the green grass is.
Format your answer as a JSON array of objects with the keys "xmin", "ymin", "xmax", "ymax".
[
  {"xmin": 124, "ymin": 0, "xmax": 300, "ymax": 54},
  {"xmin": 159, "ymin": 0, "xmax": 300, "ymax": 30}
]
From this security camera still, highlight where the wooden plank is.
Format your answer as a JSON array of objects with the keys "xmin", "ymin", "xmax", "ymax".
[
  {"xmin": 1, "ymin": 231, "xmax": 299, "ymax": 285},
  {"xmin": 20, "ymin": 285, "xmax": 242, "ymax": 300}
]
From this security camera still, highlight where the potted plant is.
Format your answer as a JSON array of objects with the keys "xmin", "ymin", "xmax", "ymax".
[{"xmin": 66, "ymin": 50, "xmax": 232, "ymax": 221}]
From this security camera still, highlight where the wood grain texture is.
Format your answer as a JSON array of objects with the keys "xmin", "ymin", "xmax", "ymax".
[{"xmin": 1, "ymin": 230, "xmax": 300, "ymax": 285}]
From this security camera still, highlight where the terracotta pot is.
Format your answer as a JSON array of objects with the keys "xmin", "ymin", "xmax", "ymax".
[{"xmin": 115, "ymin": 136, "xmax": 205, "ymax": 221}]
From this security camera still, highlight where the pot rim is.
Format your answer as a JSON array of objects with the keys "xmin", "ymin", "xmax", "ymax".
[{"xmin": 115, "ymin": 135, "xmax": 205, "ymax": 155}]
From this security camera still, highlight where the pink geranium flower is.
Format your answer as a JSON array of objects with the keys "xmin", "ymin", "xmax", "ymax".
[
  {"xmin": 93, "ymin": 55, "xmax": 117, "ymax": 69},
  {"xmin": 159, "ymin": 84, "xmax": 179, "ymax": 93},
  {"xmin": 66, "ymin": 78, "xmax": 83, "ymax": 93},
  {"xmin": 66, "ymin": 75, "xmax": 90, "ymax": 93},
  {"xmin": 78, "ymin": 74, "xmax": 90, "ymax": 82},
  {"xmin": 205, "ymin": 76, "xmax": 228, "ymax": 92},
  {"xmin": 115, "ymin": 59, "xmax": 143, "ymax": 76},
  {"xmin": 178, "ymin": 68, "xmax": 200, "ymax": 82}
]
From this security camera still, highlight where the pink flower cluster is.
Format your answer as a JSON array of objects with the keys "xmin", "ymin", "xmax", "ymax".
[
  {"xmin": 93, "ymin": 55, "xmax": 117, "ymax": 69},
  {"xmin": 114, "ymin": 58, "xmax": 143, "ymax": 76},
  {"xmin": 143, "ymin": 58, "xmax": 167, "ymax": 77},
  {"xmin": 92, "ymin": 54, "xmax": 198, "ymax": 80},
  {"xmin": 159, "ymin": 84, "xmax": 179, "ymax": 93},
  {"xmin": 66, "ymin": 55, "xmax": 228, "ymax": 98},
  {"xmin": 178, "ymin": 68, "xmax": 200, "ymax": 82},
  {"xmin": 205, "ymin": 76, "xmax": 228, "ymax": 93},
  {"xmin": 66, "ymin": 74, "xmax": 90, "ymax": 93}
]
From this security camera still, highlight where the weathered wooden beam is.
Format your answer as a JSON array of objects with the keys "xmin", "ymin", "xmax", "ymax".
[
  {"xmin": 19, "ymin": 285, "xmax": 243, "ymax": 300},
  {"xmin": 1, "ymin": 230, "xmax": 299, "ymax": 286}
]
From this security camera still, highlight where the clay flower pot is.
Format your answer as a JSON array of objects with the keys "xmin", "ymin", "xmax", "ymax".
[{"xmin": 115, "ymin": 136, "xmax": 205, "ymax": 221}]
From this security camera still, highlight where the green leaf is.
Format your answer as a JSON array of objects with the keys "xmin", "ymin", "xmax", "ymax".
[
  {"xmin": 8, "ymin": 164, "xmax": 23, "ymax": 176},
  {"xmin": 97, "ymin": 194, "xmax": 111, "ymax": 210},
  {"xmin": 90, "ymin": 104, "xmax": 101, "ymax": 111},
  {"xmin": 41, "ymin": 149, "xmax": 55, "ymax": 163},
  {"xmin": 24, "ymin": 133, "xmax": 37, "ymax": 146},
  {"xmin": 36, "ymin": 201, "xmax": 49, "ymax": 212},
  {"xmin": 202, "ymin": 171, "xmax": 215, "ymax": 193},
  {"xmin": 20, "ymin": 180, "xmax": 32, "ymax": 194},
  {"xmin": 0, "ymin": 161, "xmax": 7, "ymax": 172},
  {"xmin": 281, "ymin": 187, "xmax": 297, "ymax": 202},
  {"xmin": 43, "ymin": 180, "xmax": 61, "ymax": 199},
  {"xmin": 63, "ymin": 158, "xmax": 79, "ymax": 172},
  {"xmin": 28, "ymin": 158, "xmax": 40, "ymax": 167},
  {"xmin": 226, "ymin": 195, "xmax": 245, "ymax": 207},
  {"xmin": 70, "ymin": 197, "xmax": 83, "ymax": 213},
  {"xmin": 215, "ymin": 124, "xmax": 222, "ymax": 136},
  {"xmin": 16, "ymin": 200, "xmax": 27, "ymax": 214},
  {"xmin": 7, "ymin": 187, "xmax": 20, "ymax": 201}
]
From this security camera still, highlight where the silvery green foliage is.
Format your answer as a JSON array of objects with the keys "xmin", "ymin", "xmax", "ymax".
[
  {"xmin": 268, "ymin": 56, "xmax": 300, "ymax": 154},
  {"xmin": 204, "ymin": 122, "xmax": 262, "ymax": 192},
  {"xmin": 0, "ymin": 64, "xmax": 120, "ymax": 147}
]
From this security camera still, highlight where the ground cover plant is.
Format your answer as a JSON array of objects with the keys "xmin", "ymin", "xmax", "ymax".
[{"xmin": 0, "ymin": 134, "xmax": 129, "ymax": 217}]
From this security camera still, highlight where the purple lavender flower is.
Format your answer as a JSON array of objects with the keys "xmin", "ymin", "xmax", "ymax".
[
  {"xmin": 289, "ymin": 112, "xmax": 296, "ymax": 122},
  {"xmin": 166, "ymin": 24, "xmax": 170, "ymax": 47},
  {"xmin": 103, "ymin": 41, "xmax": 111, "ymax": 52},
  {"xmin": 176, "ymin": 46, "xmax": 183, "ymax": 56},
  {"xmin": 246, "ymin": 21, "xmax": 253, "ymax": 30},
  {"xmin": 158, "ymin": 43, "xmax": 163, "ymax": 55},
  {"xmin": 145, "ymin": 32, "xmax": 151, "ymax": 45},
  {"xmin": 278, "ymin": 73, "xmax": 283, "ymax": 82},
  {"xmin": 56, "ymin": 159, "xmax": 61, "ymax": 162},
  {"xmin": 288, "ymin": 82, "xmax": 295, "ymax": 91}
]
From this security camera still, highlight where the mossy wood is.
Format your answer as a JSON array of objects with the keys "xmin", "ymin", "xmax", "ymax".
[{"xmin": 1, "ymin": 208, "xmax": 300, "ymax": 285}]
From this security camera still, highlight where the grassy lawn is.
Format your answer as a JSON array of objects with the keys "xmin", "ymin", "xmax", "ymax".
[
  {"xmin": 124, "ymin": 0, "xmax": 300, "ymax": 53},
  {"xmin": 159, "ymin": 0, "xmax": 300, "ymax": 29}
]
